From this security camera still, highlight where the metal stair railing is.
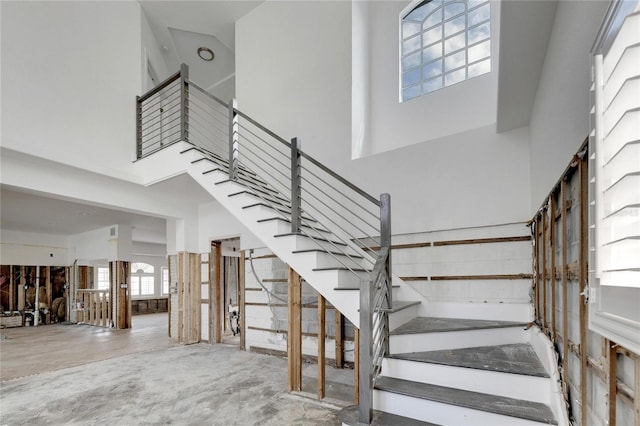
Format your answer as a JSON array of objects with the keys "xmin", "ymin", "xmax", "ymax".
[{"xmin": 135, "ymin": 64, "xmax": 390, "ymax": 425}]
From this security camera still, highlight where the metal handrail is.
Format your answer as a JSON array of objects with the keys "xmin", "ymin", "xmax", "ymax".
[{"xmin": 136, "ymin": 64, "xmax": 391, "ymax": 425}]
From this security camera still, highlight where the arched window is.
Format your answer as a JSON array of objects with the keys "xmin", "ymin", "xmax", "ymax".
[
  {"xmin": 401, "ymin": 0, "xmax": 491, "ymax": 101},
  {"xmin": 130, "ymin": 262, "xmax": 155, "ymax": 296}
]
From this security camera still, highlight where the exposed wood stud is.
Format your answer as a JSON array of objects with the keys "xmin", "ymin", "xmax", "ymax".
[
  {"xmin": 354, "ymin": 328, "xmax": 360, "ymax": 404},
  {"xmin": 635, "ymin": 357, "xmax": 640, "ymax": 425},
  {"xmin": 9, "ymin": 266, "xmax": 15, "ymax": 311},
  {"xmin": 335, "ymin": 312, "xmax": 344, "ymax": 368},
  {"xmin": 542, "ymin": 207, "xmax": 548, "ymax": 333},
  {"xmin": 608, "ymin": 340, "xmax": 617, "ymax": 426},
  {"xmin": 579, "ymin": 158, "xmax": 589, "ymax": 426},
  {"xmin": 18, "ymin": 266, "xmax": 25, "ymax": 311},
  {"xmin": 561, "ymin": 178, "xmax": 569, "ymax": 398},
  {"xmin": 177, "ymin": 254, "xmax": 184, "ymax": 342},
  {"xmin": 550, "ymin": 195, "xmax": 557, "ymax": 339},
  {"xmin": 534, "ymin": 217, "xmax": 540, "ymax": 322},
  {"xmin": 287, "ymin": 267, "xmax": 302, "ymax": 392},
  {"xmin": 214, "ymin": 242, "xmax": 222, "ymax": 344},
  {"xmin": 239, "ymin": 250, "xmax": 246, "ymax": 351},
  {"xmin": 208, "ymin": 251, "xmax": 214, "ymax": 344},
  {"xmin": 317, "ymin": 293, "xmax": 326, "ymax": 400}
]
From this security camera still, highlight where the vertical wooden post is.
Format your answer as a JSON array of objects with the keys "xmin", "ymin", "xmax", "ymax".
[
  {"xmin": 214, "ymin": 242, "xmax": 222, "ymax": 344},
  {"xmin": 533, "ymin": 215, "xmax": 542, "ymax": 326},
  {"xmin": 44, "ymin": 267, "xmax": 51, "ymax": 324},
  {"xmin": 208, "ymin": 250, "xmax": 214, "ymax": 344},
  {"xmin": 18, "ymin": 266, "xmax": 25, "ymax": 311},
  {"xmin": 167, "ymin": 257, "xmax": 172, "ymax": 338},
  {"xmin": 287, "ymin": 267, "xmax": 302, "ymax": 392},
  {"xmin": 635, "ymin": 357, "xmax": 640, "ymax": 425},
  {"xmin": 335, "ymin": 312, "xmax": 344, "ymax": 368},
  {"xmin": 541, "ymin": 208, "xmax": 548, "ymax": 332},
  {"xmin": 549, "ymin": 195, "xmax": 557, "ymax": 339},
  {"xmin": 113, "ymin": 261, "xmax": 130, "ymax": 329},
  {"xmin": 190, "ymin": 253, "xmax": 201, "ymax": 344},
  {"xmin": 317, "ymin": 293, "xmax": 326, "ymax": 400},
  {"xmin": 561, "ymin": 179, "xmax": 569, "ymax": 389},
  {"xmin": 239, "ymin": 250, "xmax": 246, "ymax": 351},
  {"xmin": 177, "ymin": 253, "xmax": 184, "ymax": 342},
  {"xmin": 579, "ymin": 158, "xmax": 589, "ymax": 426},
  {"xmin": 9, "ymin": 266, "xmax": 15, "ymax": 311},
  {"xmin": 607, "ymin": 340, "xmax": 617, "ymax": 426},
  {"xmin": 354, "ymin": 327, "xmax": 360, "ymax": 404}
]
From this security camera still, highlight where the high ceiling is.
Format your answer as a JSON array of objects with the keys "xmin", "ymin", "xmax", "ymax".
[{"xmin": 1, "ymin": 1, "xmax": 263, "ymax": 246}]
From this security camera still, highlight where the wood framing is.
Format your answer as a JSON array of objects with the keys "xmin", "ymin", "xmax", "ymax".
[
  {"xmin": 214, "ymin": 242, "xmax": 222, "ymax": 344},
  {"xmin": 335, "ymin": 311, "xmax": 344, "ymax": 368},
  {"xmin": 317, "ymin": 293, "xmax": 326, "ymax": 400},
  {"xmin": 239, "ymin": 250, "xmax": 246, "ymax": 351},
  {"xmin": 111, "ymin": 261, "xmax": 130, "ymax": 329},
  {"xmin": 287, "ymin": 267, "xmax": 302, "ymax": 393},
  {"xmin": 578, "ymin": 157, "xmax": 588, "ymax": 426},
  {"xmin": 354, "ymin": 327, "xmax": 360, "ymax": 404}
]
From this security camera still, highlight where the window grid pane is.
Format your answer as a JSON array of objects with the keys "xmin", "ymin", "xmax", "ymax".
[
  {"xmin": 401, "ymin": 0, "xmax": 491, "ymax": 101},
  {"xmin": 162, "ymin": 268, "xmax": 169, "ymax": 294}
]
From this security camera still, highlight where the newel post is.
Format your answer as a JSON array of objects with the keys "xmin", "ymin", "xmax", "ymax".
[
  {"xmin": 291, "ymin": 137, "xmax": 302, "ymax": 233},
  {"xmin": 380, "ymin": 193, "xmax": 392, "ymax": 310},
  {"xmin": 228, "ymin": 98, "xmax": 239, "ymax": 180},
  {"xmin": 179, "ymin": 63, "xmax": 189, "ymax": 142}
]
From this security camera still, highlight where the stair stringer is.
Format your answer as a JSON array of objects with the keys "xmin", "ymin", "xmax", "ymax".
[{"xmin": 134, "ymin": 142, "xmax": 428, "ymax": 328}]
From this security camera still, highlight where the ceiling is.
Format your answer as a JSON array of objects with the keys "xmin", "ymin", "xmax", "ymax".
[
  {"xmin": 140, "ymin": 1, "xmax": 263, "ymax": 100},
  {"xmin": 1, "ymin": 2, "xmax": 263, "ymax": 247}
]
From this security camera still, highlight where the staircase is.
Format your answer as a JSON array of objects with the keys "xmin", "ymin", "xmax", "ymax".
[{"xmin": 134, "ymin": 66, "xmax": 568, "ymax": 425}]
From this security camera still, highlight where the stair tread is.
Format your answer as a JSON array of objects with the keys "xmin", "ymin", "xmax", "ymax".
[
  {"xmin": 375, "ymin": 376, "xmax": 557, "ymax": 425},
  {"xmin": 312, "ymin": 267, "xmax": 369, "ymax": 272},
  {"xmin": 292, "ymin": 249, "xmax": 364, "ymax": 259},
  {"xmin": 384, "ymin": 300, "xmax": 421, "ymax": 313},
  {"xmin": 334, "ymin": 284, "xmax": 400, "ymax": 291},
  {"xmin": 339, "ymin": 404, "xmax": 438, "ymax": 426},
  {"xmin": 274, "ymin": 233, "xmax": 347, "ymax": 246},
  {"xmin": 390, "ymin": 317, "xmax": 528, "ymax": 336},
  {"xmin": 257, "ymin": 216, "xmax": 319, "ymax": 226},
  {"xmin": 388, "ymin": 343, "xmax": 549, "ymax": 378}
]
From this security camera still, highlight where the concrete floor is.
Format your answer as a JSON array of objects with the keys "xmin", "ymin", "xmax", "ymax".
[{"xmin": 0, "ymin": 314, "xmax": 347, "ymax": 425}]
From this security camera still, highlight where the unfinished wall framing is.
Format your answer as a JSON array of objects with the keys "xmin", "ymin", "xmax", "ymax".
[{"xmin": 531, "ymin": 140, "xmax": 639, "ymax": 426}]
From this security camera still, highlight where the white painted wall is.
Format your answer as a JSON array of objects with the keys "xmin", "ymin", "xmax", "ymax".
[
  {"xmin": 529, "ymin": 0, "xmax": 609, "ymax": 210},
  {"xmin": 0, "ymin": 230, "xmax": 69, "ymax": 266},
  {"xmin": 141, "ymin": 9, "xmax": 172, "ymax": 90},
  {"xmin": 236, "ymin": 1, "xmax": 531, "ymax": 235},
  {"xmin": 198, "ymin": 201, "xmax": 262, "ymax": 253},
  {"xmin": 67, "ymin": 225, "xmax": 132, "ymax": 263},
  {"xmin": 360, "ymin": 1, "xmax": 500, "ymax": 157},
  {"xmin": 1, "ymin": 1, "xmax": 143, "ymax": 180}
]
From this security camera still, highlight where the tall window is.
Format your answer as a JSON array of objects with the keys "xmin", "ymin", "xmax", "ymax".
[
  {"xmin": 97, "ymin": 267, "xmax": 109, "ymax": 290},
  {"xmin": 162, "ymin": 267, "xmax": 169, "ymax": 295},
  {"xmin": 401, "ymin": 0, "xmax": 491, "ymax": 101},
  {"xmin": 130, "ymin": 262, "xmax": 155, "ymax": 297}
]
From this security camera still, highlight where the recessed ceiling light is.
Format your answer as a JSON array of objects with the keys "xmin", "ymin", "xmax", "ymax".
[{"xmin": 197, "ymin": 46, "xmax": 214, "ymax": 62}]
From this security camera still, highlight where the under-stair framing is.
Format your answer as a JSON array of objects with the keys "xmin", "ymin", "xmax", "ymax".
[{"xmin": 134, "ymin": 64, "xmax": 568, "ymax": 425}]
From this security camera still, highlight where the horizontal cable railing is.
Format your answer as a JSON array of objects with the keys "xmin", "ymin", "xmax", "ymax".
[{"xmin": 136, "ymin": 64, "xmax": 391, "ymax": 425}]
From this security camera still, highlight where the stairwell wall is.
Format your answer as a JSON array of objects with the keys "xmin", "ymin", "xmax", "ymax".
[{"xmin": 235, "ymin": 1, "xmax": 532, "ymax": 236}]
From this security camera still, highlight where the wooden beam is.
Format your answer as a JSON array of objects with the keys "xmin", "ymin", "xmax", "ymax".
[
  {"xmin": 177, "ymin": 253, "xmax": 184, "ymax": 342},
  {"xmin": 561, "ymin": 178, "xmax": 569, "ymax": 399},
  {"xmin": 287, "ymin": 267, "xmax": 302, "ymax": 392},
  {"xmin": 534, "ymin": 217, "xmax": 540, "ymax": 322},
  {"xmin": 550, "ymin": 195, "xmax": 557, "ymax": 339},
  {"xmin": 429, "ymin": 274, "xmax": 533, "ymax": 281},
  {"xmin": 541, "ymin": 207, "xmax": 548, "ymax": 333},
  {"xmin": 239, "ymin": 250, "xmax": 246, "ymax": 351},
  {"xmin": 579, "ymin": 158, "xmax": 589, "ymax": 426},
  {"xmin": 44, "ymin": 266, "xmax": 51, "ymax": 324},
  {"xmin": 608, "ymin": 340, "xmax": 617, "ymax": 426},
  {"xmin": 335, "ymin": 311, "xmax": 344, "ymax": 368},
  {"xmin": 354, "ymin": 327, "xmax": 360, "ymax": 404},
  {"xmin": 208, "ymin": 250, "xmax": 214, "ymax": 344},
  {"xmin": 635, "ymin": 356, "xmax": 640, "ymax": 425},
  {"xmin": 317, "ymin": 293, "xmax": 326, "ymax": 400},
  {"xmin": 214, "ymin": 242, "xmax": 222, "ymax": 344},
  {"xmin": 167, "ymin": 256, "xmax": 172, "ymax": 338},
  {"xmin": 9, "ymin": 266, "xmax": 15, "ymax": 311}
]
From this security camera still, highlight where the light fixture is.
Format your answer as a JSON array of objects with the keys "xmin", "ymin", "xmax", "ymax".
[{"xmin": 197, "ymin": 47, "xmax": 214, "ymax": 62}]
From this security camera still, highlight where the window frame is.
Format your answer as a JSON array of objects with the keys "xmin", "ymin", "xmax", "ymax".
[
  {"xmin": 399, "ymin": 0, "xmax": 492, "ymax": 102},
  {"xmin": 130, "ymin": 262, "xmax": 155, "ymax": 298}
]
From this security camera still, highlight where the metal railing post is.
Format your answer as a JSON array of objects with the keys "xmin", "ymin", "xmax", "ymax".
[
  {"xmin": 179, "ymin": 63, "xmax": 189, "ymax": 142},
  {"xmin": 291, "ymin": 137, "xmax": 302, "ymax": 233},
  {"xmin": 359, "ymin": 278, "xmax": 373, "ymax": 425},
  {"xmin": 229, "ymin": 98, "xmax": 239, "ymax": 180},
  {"xmin": 380, "ymin": 193, "xmax": 391, "ymax": 356},
  {"xmin": 135, "ymin": 96, "xmax": 142, "ymax": 159}
]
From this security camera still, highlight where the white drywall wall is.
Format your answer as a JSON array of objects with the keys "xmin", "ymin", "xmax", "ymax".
[
  {"xmin": 198, "ymin": 202, "xmax": 263, "ymax": 253},
  {"xmin": 0, "ymin": 230, "xmax": 69, "ymax": 266},
  {"xmin": 529, "ymin": 0, "xmax": 609, "ymax": 211},
  {"xmin": 236, "ymin": 1, "xmax": 531, "ymax": 235},
  {"xmin": 361, "ymin": 1, "xmax": 500, "ymax": 157},
  {"xmin": 1, "ymin": 1, "xmax": 142, "ymax": 180}
]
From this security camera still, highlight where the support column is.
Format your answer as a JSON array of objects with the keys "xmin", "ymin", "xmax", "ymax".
[
  {"xmin": 287, "ymin": 267, "xmax": 302, "ymax": 392},
  {"xmin": 177, "ymin": 252, "xmax": 201, "ymax": 344},
  {"xmin": 111, "ymin": 261, "xmax": 130, "ymax": 329},
  {"xmin": 213, "ymin": 242, "xmax": 222, "ymax": 344},
  {"xmin": 239, "ymin": 250, "xmax": 246, "ymax": 351}
]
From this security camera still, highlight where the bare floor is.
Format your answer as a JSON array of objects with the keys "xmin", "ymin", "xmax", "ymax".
[{"xmin": 0, "ymin": 314, "xmax": 347, "ymax": 425}]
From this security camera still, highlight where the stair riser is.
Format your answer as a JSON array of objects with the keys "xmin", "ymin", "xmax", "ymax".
[
  {"xmin": 280, "ymin": 234, "xmax": 354, "ymax": 254},
  {"xmin": 261, "ymin": 218, "xmax": 334, "ymax": 241},
  {"xmin": 422, "ymin": 302, "xmax": 534, "ymax": 323},
  {"xmin": 373, "ymin": 391, "xmax": 549, "ymax": 426},
  {"xmin": 388, "ymin": 303, "xmax": 420, "ymax": 331},
  {"xmin": 381, "ymin": 358, "xmax": 550, "ymax": 403},
  {"xmin": 297, "ymin": 251, "xmax": 368, "ymax": 270},
  {"xmin": 390, "ymin": 327, "xmax": 528, "ymax": 353}
]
